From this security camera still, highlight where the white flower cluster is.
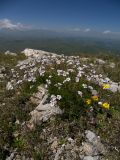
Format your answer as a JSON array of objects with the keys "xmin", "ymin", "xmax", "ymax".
[
  {"xmin": 46, "ymin": 79, "xmax": 51, "ymax": 85},
  {"xmin": 50, "ymin": 94, "xmax": 62, "ymax": 107},
  {"xmin": 38, "ymin": 67, "xmax": 45, "ymax": 76},
  {"xmin": 63, "ymin": 77, "xmax": 71, "ymax": 83},
  {"xmin": 57, "ymin": 70, "xmax": 69, "ymax": 77},
  {"xmin": 82, "ymin": 83, "xmax": 88, "ymax": 88},
  {"xmin": 7, "ymin": 48, "xmax": 120, "ymax": 94},
  {"xmin": 54, "ymin": 83, "xmax": 62, "ymax": 89}
]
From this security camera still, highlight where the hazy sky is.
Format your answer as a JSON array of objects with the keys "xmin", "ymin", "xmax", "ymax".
[{"xmin": 0, "ymin": 0, "xmax": 120, "ymax": 32}]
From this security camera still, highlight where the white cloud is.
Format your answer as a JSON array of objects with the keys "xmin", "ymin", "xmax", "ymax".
[
  {"xmin": 0, "ymin": 18, "xmax": 32, "ymax": 30},
  {"xmin": 69, "ymin": 27, "xmax": 91, "ymax": 32},
  {"xmin": 103, "ymin": 30, "xmax": 111, "ymax": 34},
  {"xmin": 84, "ymin": 28, "xmax": 91, "ymax": 32}
]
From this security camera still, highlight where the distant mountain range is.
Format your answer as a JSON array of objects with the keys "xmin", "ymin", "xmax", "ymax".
[
  {"xmin": 0, "ymin": 28, "xmax": 120, "ymax": 54},
  {"xmin": 0, "ymin": 28, "xmax": 120, "ymax": 40}
]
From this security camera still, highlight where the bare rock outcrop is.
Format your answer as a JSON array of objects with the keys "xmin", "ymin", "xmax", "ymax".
[
  {"xmin": 22, "ymin": 48, "xmax": 57, "ymax": 58},
  {"xmin": 29, "ymin": 86, "xmax": 63, "ymax": 127}
]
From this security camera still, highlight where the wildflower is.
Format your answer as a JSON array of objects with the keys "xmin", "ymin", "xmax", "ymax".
[
  {"xmin": 87, "ymin": 77, "xmax": 91, "ymax": 81},
  {"xmin": 102, "ymin": 84, "xmax": 110, "ymax": 89},
  {"xmin": 46, "ymin": 79, "xmax": 51, "ymax": 85},
  {"xmin": 82, "ymin": 83, "xmax": 87, "ymax": 88},
  {"xmin": 49, "ymin": 75, "xmax": 52, "ymax": 78},
  {"xmin": 99, "ymin": 74, "xmax": 103, "ymax": 78},
  {"xmin": 88, "ymin": 86, "xmax": 93, "ymax": 90},
  {"xmin": 45, "ymin": 84, "xmax": 48, "ymax": 88},
  {"xmin": 89, "ymin": 106, "xmax": 93, "ymax": 112},
  {"xmin": 68, "ymin": 69, "xmax": 74, "ymax": 73},
  {"xmin": 105, "ymin": 77, "xmax": 110, "ymax": 82},
  {"xmin": 39, "ymin": 70, "xmax": 45, "ymax": 76},
  {"xmin": 77, "ymin": 72, "xmax": 82, "ymax": 77},
  {"xmin": 92, "ymin": 70, "xmax": 96, "ymax": 74},
  {"xmin": 57, "ymin": 70, "xmax": 62, "ymax": 76},
  {"xmin": 63, "ymin": 77, "xmax": 71, "ymax": 83},
  {"xmin": 102, "ymin": 102, "xmax": 110, "ymax": 109},
  {"xmin": 78, "ymin": 67, "xmax": 83, "ymax": 71},
  {"xmin": 57, "ymin": 95, "xmax": 62, "ymax": 100},
  {"xmin": 78, "ymin": 91, "xmax": 83, "ymax": 97},
  {"xmin": 66, "ymin": 77, "xmax": 71, "ymax": 81},
  {"xmin": 58, "ymin": 83, "xmax": 62, "ymax": 86},
  {"xmin": 86, "ymin": 99, "xmax": 92, "ymax": 105},
  {"xmin": 98, "ymin": 101, "xmax": 102, "ymax": 105},
  {"xmin": 51, "ymin": 95, "xmax": 56, "ymax": 101},
  {"xmin": 63, "ymin": 73, "xmax": 66, "ymax": 77},
  {"xmin": 56, "ymin": 60, "xmax": 61, "ymax": 64},
  {"xmin": 90, "ymin": 63, "xmax": 94, "ymax": 67},
  {"xmin": 92, "ymin": 95, "xmax": 99, "ymax": 101},
  {"xmin": 75, "ymin": 77, "xmax": 79, "ymax": 83},
  {"xmin": 50, "ymin": 101, "xmax": 56, "ymax": 107},
  {"xmin": 83, "ymin": 64, "xmax": 88, "ymax": 68}
]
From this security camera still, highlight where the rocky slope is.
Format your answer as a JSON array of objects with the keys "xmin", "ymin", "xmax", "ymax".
[{"xmin": 0, "ymin": 49, "xmax": 120, "ymax": 160}]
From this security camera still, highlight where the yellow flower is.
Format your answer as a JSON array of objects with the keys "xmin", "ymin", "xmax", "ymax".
[
  {"xmin": 86, "ymin": 99, "xmax": 92, "ymax": 105},
  {"xmin": 102, "ymin": 102, "xmax": 110, "ymax": 109},
  {"xmin": 102, "ymin": 84, "xmax": 110, "ymax": 89},
  {"xmin": 92, "ymin": 95, "xmax": 99, "ymax": 101}
]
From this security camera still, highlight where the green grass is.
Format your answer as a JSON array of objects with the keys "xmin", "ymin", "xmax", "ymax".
[{"xmin": 0, "ymin": 52, "xmax": 120, "ymax": 159}]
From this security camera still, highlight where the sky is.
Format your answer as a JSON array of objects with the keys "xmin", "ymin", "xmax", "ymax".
[{"xmin": 0, "ymin": 0, "xmax": 120, "ymax": 33}]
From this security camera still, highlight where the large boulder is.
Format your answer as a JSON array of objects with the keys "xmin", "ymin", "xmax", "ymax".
[{"xmin": 22, "ymin": 48, "xmax": 57, "ymax": 58}]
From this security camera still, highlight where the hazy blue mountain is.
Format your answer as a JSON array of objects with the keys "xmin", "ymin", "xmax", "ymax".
[{"xmin": 0, "ymin": 28, "xmax": 120, "ymax": 55}]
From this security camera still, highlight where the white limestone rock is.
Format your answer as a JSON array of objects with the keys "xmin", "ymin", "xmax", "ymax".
[
  {"xmin": 5, "ymin": 50, "xmax": 17, "ymax": 56},
  {"xmin": 85, "ymin": 130, "xmax": 97, "ymax": 143},
  {"xmin": 82, "ymin": 142, "xmax": 95, "ymax": 156},
  {"xmin": 6, "ymin": 82, "xmax": 13, "ymax": 90},
  {"xmin": 30, "ymin": 86, "xmax": 46, "ymax": 105},
  {"xmin": 85, "ymin": 130, "xmax": 105, "ymax": 155},
  {"xmin": 29, "ymin": 86, "xmax": 63, "ymax": 125},
  {"xmin": 22, "ymin": 48, "xmax": 57, "ymax": 58},
  {"xmin": 109, "ymin": 83, "xmax": 119, "ymax": 93},
  {"xmin": 6, "ymin": 152, "xmax": 15, "ymax": 160},
  {"xmin": 83, "ymin": 156, "xmax": 99, "ymax": 160},
  {"xmin": 96, "ymin": 59, "xmax": 105, "ymax": 65}
]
